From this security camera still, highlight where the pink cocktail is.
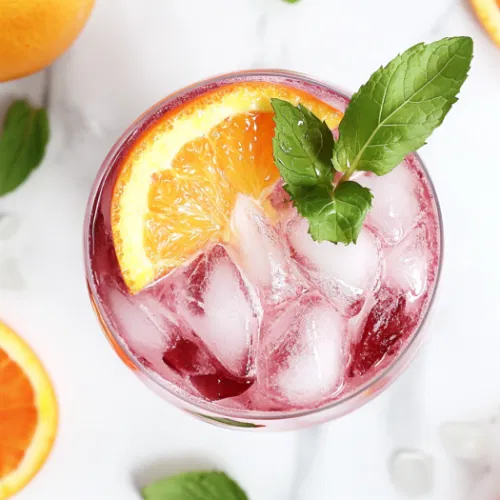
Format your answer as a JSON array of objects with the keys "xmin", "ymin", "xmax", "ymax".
[{"xmin": 84, "ymin": 71, "xmax": 442, "ymax": 430}]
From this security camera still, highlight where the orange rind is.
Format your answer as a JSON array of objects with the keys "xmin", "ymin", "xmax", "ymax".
[
  {"xmin": 0, "ymin": 322, "xmax": 58, "ymax": 500},
  {"xmin": 470, "ymin": 0, "xmax": 500, "ymax": 46},
  {"xmin": 111, "ymin": 82, "xmax": 343, "ymax": 293}
]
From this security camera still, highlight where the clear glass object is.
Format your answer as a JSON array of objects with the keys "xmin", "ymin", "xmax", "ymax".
[{"xmin": 84, "ymin": 70, "xmax": 443, "ymax": 430}]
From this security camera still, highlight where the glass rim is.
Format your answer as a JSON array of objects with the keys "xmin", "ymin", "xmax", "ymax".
[{"xmin": 84, "ymin": 69, "xmax": 444, "ymax": 422}]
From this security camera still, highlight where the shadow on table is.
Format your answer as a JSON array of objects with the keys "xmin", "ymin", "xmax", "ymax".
[{"xmin": 132, "ymin": 455, "xmax": 219, "ymax": 491}]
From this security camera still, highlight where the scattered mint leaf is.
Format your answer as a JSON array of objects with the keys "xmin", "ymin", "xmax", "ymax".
[
  {"xmin": 0, "ymin": 100, "xmax": 49, "ymax": 196},
  {"xmin": 333, "ymin": 37, "xmax": 473, "ymax": 176},
  {"xmin": 283, "ymin": 0, "xmax": 301, "ymax": 3},
  {"xmin": 141, "ymin": 471, "xmax": 248, "ymax": 500},
  {"xmin": 271, "ymin": 98, "xmax": 334, "ymax": 188},
  {"xmin": 271, "ymin": 36, "xmax": 473, "ymax": 245}
]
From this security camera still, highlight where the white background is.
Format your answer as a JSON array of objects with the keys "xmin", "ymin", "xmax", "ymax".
[{"xmin": 1, "ymin": 0, "xmax": 500, "ymax": 499}]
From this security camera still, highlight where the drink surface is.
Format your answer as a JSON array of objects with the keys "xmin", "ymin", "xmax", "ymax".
[{"xmin": 86, "ymin": 73, "xmax": 441, "ymax": 415}]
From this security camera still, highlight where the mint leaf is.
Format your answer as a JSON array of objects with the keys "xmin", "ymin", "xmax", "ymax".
[
  {"xmin": 333, "ymin": 37, "xmax": 473, "ymax": 176},
  {"xmin": 289, "ymin": 182, "xmax": 372, "ymax": 244},
  {"xmin": 142, "ymin": 471, "xmax": 248, "ymax": 500},
  {"xmin": 271, "ymin": 98, "xmax": 334, "ymax": 188},
  {"xmin": 0, "ymin": 100, "xmax": 49, "ymax": 196}
]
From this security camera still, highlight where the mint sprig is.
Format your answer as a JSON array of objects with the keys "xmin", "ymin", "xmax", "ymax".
[
  {"xmin": 0, "ymin": 100, "xmax": 49, "ymax": 196},
  {"xmin": 142, "ymin": 470, "xmax": 248, "ymax": 500},
  {"xmin": 272, "ymin": 36, "xmax": 473, "ymax": 244}
]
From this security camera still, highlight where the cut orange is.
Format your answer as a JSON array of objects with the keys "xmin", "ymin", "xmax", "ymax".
[
  {"xmin": 112, "ymin": 82, "xmax": 343, "ymax": 293},
  {"xmin": 470, "ymin": 0, "xmax": 500, "ymax": 46},
  {"xmin": 0, "ymin": 322, "xmax": 57, "ymax": 499}
]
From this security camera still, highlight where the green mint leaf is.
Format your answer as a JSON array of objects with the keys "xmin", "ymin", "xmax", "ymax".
[
  {"xmin": 289, "ymin": 181, "xmax": 373, "ymax": 244},
  {"xmin": 0, "ymin": 100, "xmax": 50, "ymax": 196},
  {"xmin": 333, "ymin": 36, "xmax": 473, "ymax": 176},
  {"xmin": 271, "ymin": 98, "xmax": 334, "ymax": 188},
  {"xmin": 141, "ymin": 471, "xmax": 248, "ymax": 500}
]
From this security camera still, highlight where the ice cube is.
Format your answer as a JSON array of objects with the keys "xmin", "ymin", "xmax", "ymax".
[
  {"xmin": 439, "ymin": 421, "xmax": 491, "ymax": 463},
  {"xmin": 107, "ymin": 280, "xmax": 254, "ymax": 401},
  {"xmin": 349, "ymin": 287, "xmax": 414, "ymax": 377},
  {"xmin": 231, "ymin": 195, "xmax": 304, "ymax": 304},
  {"xmin": 260, "ymin": 293, "xmax": 344, "ymax": 406},
  {"xmin": 288, "ymin": 216, "xmax": 380, "ymax": 316},
  {"xmin": 0, "ymin": 214, "xmax": 20, "ymax": 241},
  {"xmin": 358, "ymin": 163, "xmax": 421, "ymax": 245},
  {"xmin": 388, "ymin": 449, "xmax": 434, "ymax": 497},
  {"xmin": 385, "ymin": 224, "xmax": 429, "ymax": 300},
  {"xmin": 176, "ymin": 245, "xmax": 262, "ymax": 377},
  {"xmin": 106, "ymin": 288, "xmax": 172, "ymax": 373}
]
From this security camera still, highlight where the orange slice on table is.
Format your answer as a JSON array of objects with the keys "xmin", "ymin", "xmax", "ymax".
[
  {"xmin": 470, "ymin": 0, "xmax": 500, "ymax": 46},
  {"xmin": 0, "ymin": 322, "xmax": 57, "ymax": 499},
  {"xmin": 112, "ymin": 81, "xmax": 343, "ymax": 293}
]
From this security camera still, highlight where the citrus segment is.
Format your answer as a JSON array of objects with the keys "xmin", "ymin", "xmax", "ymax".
[
  {"xmin": 209, "ymin": 112, "xmax": 280, "ymax": 200},
  {"xmin": 0, "ymin": 322, "xmax": 57, "ymax": 499},
  {"xmin": 112, "ymin": 82, "xmax": 343, "ymax": 293},
  {"xmin": 470, "ymin": 0, "xmax": 500, "ymax": 46},
  {"xmin": 145, "ymin": 137, "xmax": 232, "ymax": 274}
]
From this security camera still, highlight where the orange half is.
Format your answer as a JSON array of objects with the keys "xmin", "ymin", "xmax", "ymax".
[
  {"xmin": 470, "ymin": 0, "xmax": 500, "ymax": 46},
  {"xmin": 112, "ymin": 81, "xmax": 343, "ymax": 293},
  {"xmin": 0, "ymin": 322, "xmax": 57, "ymax": 499}
]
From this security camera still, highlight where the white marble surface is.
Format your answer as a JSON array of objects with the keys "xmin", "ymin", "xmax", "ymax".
[{"xmin": 1, "ymin": 0, "xmax": 500, "ymax": 499}]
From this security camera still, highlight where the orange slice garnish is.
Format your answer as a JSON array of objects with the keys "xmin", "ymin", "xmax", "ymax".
[
  {"xmin": 0, "ymin": 322, "xmax": 57, "ymax": 499},
  {"xmin": 112, "ymin": 81, "xmax": 343, "ymax": 293},
  {"xmin": 470, "ymin": 0, "xmax": 500, "ymax": 46}
]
